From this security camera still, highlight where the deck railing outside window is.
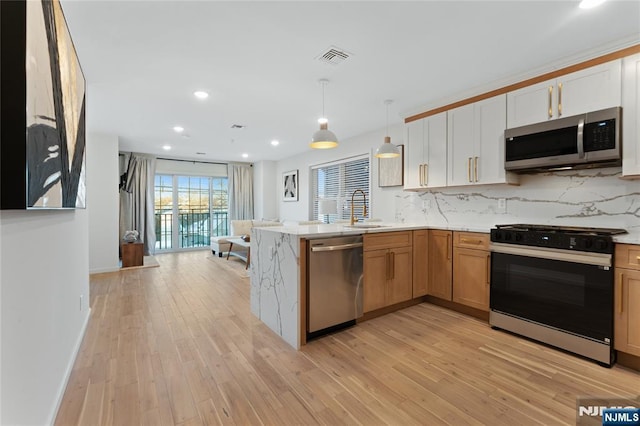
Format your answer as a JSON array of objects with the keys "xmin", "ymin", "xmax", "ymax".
[{"xmin": 155, "ymin": 210, "xmax": 229, "ymax": 250}]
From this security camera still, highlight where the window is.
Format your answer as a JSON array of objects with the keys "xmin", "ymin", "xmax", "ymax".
[
  {"xmin": 154, "ymin": 174, "xmax": 229, "ymax": 251},
  {"xmin": 311, "ymin": 155, "xmax": 370, "ymax": 223}
]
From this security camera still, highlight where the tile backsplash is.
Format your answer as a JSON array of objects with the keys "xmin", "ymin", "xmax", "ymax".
[{"xmin": 395, "ymin": 168, "xmax": 640, "ymax": 234}]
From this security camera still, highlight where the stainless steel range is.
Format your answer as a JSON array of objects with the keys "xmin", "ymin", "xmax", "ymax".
[{"xmin": 489, "ymin": 224, "xmax": 627, "ymax": 366}]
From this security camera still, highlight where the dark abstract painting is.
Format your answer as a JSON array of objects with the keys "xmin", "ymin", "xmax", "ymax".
[{"xmin": 26, "ymin": 0, "xmax": 86, "ymax": 208}]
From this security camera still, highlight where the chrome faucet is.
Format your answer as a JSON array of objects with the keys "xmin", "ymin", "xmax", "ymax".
[{"xmin": 350, "ymin": 189, "xmax": 367, "ymax": 225}]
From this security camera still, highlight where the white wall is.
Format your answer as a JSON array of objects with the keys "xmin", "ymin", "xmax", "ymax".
[
  {"xmin": 253, "ymin": 161, "xmax": 277, "ymax": 220},
  {"xmin": 276, "ymin": 124, "xmax": 405, "ymax": 222},
  {"xmin": 88, "ymin": 133, "xmax": 120, "ymax": 273},
  {"xmin": 1, "ymin": 208, "xmax": 90, "ymax": 425}
]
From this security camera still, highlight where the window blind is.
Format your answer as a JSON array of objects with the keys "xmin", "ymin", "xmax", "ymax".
[{"xmin": 311, "ymin": 155, "xmax": 370, "ymax": 223}]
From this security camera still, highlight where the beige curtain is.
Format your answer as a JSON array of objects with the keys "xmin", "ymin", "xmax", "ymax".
[
  {"xmin": 120, "ymin": 152, "xmax": 157, "ymax": 255},
  {"xmin": 228, "ymin": 164, "xmax": 254, "ymax": 220}
]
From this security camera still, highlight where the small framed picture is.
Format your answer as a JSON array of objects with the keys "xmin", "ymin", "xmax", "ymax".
[{"xmin": 283, "ymin": 170, "xmax": 299, "ymax": 201}]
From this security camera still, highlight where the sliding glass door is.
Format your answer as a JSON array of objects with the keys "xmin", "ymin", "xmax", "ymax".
[
  {"xmin": 178, "ymin": 176, "xmax": 210, "ymax": 248},
  {"xmin": 154, "ymin": 175, "xmax": 228, "ymax": 251}
]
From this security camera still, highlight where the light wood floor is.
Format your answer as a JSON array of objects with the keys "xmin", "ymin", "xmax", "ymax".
[{"xmin": 55, "ymin": 250, "xmax": 639, "ymax": 425}]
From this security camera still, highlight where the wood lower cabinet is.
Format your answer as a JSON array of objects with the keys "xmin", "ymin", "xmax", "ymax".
[
  {"xmin": 363, "ymin": 232, "xmax": 413, "ymax": 312},
  {"xmin": 614, "ymin": 244, "xmax": 640, "ymax": 357},
  {"xmin": 427, "ymin": 230, "xmax": 452, "ymax": 300},
  {"xmin": 412, "ymin": 230, "xmax": 429, "ymax": 297},
  {"xmin": 387, "ymin": 246, "xmax": 413, "ymax": 305},
  {"xmin": 452, "ymin": 232, "xmax": 490, "ymax": 311},
  {"xmin": 363, "ymin": 249, "xmax": 388, "ymax": 311}
]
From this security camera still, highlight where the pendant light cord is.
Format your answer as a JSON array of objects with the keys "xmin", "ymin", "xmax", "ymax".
[
  {"xmin": 318, "ymin": 79, "xmax": 331, "ymax": 122},
  {"xmin": 386, "ymin": 102, "xmax": 389, "ymax": 136},
  {"xmin": 322, "ymin": 80, "xmax": 326, "ymax": 118},
  {"xmin": 384, "ymin": 99, "xmax": 392, "ymax": 138}
]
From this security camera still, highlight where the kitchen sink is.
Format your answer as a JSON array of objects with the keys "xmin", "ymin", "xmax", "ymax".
[{"xmin": 343, "ymin": 224, "xmax": 388, "ymax": 229}]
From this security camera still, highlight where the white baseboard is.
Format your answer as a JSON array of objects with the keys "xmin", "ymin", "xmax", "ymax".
[
  {"xmin": 90, "ymin": 266, "xmax": 120, "ymax": 274},
  {"xmin": 47, "ymin": 307, "xmax": 92, "ymax": 425}
]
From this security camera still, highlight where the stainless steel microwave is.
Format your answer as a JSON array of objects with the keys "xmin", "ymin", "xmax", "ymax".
[{"xmin": 504, "ymin": 106, "xmax": 621, "ymax": 172}]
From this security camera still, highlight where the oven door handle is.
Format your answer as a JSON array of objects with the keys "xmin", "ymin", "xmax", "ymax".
[{"xmin": 490, "ymin": 243, "xmax": 611, "ymax": 267}]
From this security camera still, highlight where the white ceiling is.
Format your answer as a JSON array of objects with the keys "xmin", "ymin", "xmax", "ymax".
[{"xmin": 60, "ymin": 1, "xmax": 640, "ymax": 163}]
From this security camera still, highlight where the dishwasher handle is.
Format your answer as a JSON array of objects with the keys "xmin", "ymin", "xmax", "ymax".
[{"xmin": 311, "ymin": 242, "xmax": 363, "ymax": 252}]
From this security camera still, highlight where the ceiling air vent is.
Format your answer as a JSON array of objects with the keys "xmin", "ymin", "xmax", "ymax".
[{"xmin": 316, "ymin": 46, "xmax": 352, "ymax": 66}]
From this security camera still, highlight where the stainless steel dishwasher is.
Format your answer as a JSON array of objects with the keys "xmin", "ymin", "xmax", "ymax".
[{"xmin": 307, "ymin": 235, "xmax": 364, "ymax": 339}]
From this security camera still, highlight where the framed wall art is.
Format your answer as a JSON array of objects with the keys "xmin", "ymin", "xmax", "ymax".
[
  {"xmin": 283, "ymin": 170, "xmax": 299, "ymax": 201},
  {"xmin": 1, "ymin": 0, "xmax": 86, "ymax": 209},
  {"xmin": 378, "ymin": 144, "xmax": 404, "ymax": 187}
]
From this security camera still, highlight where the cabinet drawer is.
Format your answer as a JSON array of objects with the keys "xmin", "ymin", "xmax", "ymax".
[
  {"xmin": 453, "ymin": 232, "xmax": 489, "ymax": 250},
  {"xmin": 615, "ymin": 244, "xmax": 640, "ymax": 270},
  {"xmin": 364, "ymin": 231, "xmax": 413, "ymax": 251}
]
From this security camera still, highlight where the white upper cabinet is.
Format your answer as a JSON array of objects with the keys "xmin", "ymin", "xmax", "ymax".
[
  {"xmin": 507, "ymin": 60, "xmax": 622, "ymax": 128},
  {"xmin": 447, "ymin": 103, "xmax": 475, "ymax": 187},
  {"xmin": 404, "ymin": 112, "xmax": 447, "ymax": 190},
  {"xmin": 448, "ymin": 94, "xmax": 515, "ymax": 187},
  {"xmin": 405, "ymin": 119, "xmax": 424, "ymax": 189},
  {"xmin": 622, "ymin": 53, "xmax": 640, "ymax": 177},
  {"xmin": 476, "ymin": 95, "xmax": 510, "ymax": 184}
]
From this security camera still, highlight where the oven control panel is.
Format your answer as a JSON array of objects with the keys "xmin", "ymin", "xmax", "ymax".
[{"xmin": 490, "ymin": 229, "xmax": 614, "ymax": 254}]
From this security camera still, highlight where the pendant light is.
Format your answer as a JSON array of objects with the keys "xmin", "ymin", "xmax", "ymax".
[
  {"xmin": 310, "ymin": 79, "xmax": 338, "ymax": 149},
  {"xmin": 375, "ymin": 100, "xmax": 400, "ymax": 158}
]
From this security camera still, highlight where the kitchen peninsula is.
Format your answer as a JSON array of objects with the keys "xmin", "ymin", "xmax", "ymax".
[
  {"xmin": 251, "ymin": 222, "xmax": 640, "ymax": 352},
  {"xmin": 249, "ymin": 222, "xmax": 480, "ymax": 349}
]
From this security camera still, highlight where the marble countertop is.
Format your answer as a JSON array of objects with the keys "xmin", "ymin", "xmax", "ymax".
[
  {"xmin": 254, "ymin": 223, "xmax": 640, "ymax": 245},
  {"xmin": 254, "ymin": 222, "xmax": 490, "ymax": 238},
  {"xmin": 612, "ymin": 231, "xmax": 640, "ymax": 245}
]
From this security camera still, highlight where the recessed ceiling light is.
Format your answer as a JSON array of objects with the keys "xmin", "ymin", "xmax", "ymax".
[
  {"xmin": 193, "ymin": 90, "xmax": 209, "ymax": 99},
  {"xmin": 241, "ymin": 153, "xmax": 249, "ymax": 158},
  {"xmin": 317, "ymin": 117, "xmax": 328, "ymax": 124},
  {"xmin": 579, "ymin": 0, "xmax": 606, "ymax": 9},
  {"xmin": 173, "ymin": 126, "xmax": 184, "ymax": 133},
  {"xmin": 271, "ymin": 140, "xmax": 280, "ymax": 146},
  {"xmin": 162, "ymin": 144, "xmax": 171, "ymax": 150}
]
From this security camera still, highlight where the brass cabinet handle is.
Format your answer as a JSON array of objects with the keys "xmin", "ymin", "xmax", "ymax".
[
  {"xmin": 558, "ymin": 82, "xmax": 563, "ymax": 117},
  {"xmin": 390, "ymin": 252, "xmax": 395, "ymax": 280},
  {"xmin": 474, "ymin": 156, "xmax": 478, "ymax": 182},
  {"xmin": 460, "ymin": 238, "xmax": 482, "ymax": 244},
  {"xmin": 548, "ymin": 86, "xmax": 553, "ymax": 118},
  {"xmin": 386, "ymin": 252, "xmax": 390, "ymax": 281},
  {"xmin": 617, "ymin": 272, "xmax": 623, "ymax": 314},
  {"xmin": 486, "ymin": 254, "xmax": 491, "ymax": 285},
  {"xmin": 423, "ymin": 163, "xmax": 428, "ymax": 186},
  {"xmin": 635, "ymin": 255, "xmax": 640, "ymax": 261},
  {"xmin": 447, "ymin": 234, "xmax": 452, "ymax": 260},
  {"xmin": 467, "ymin": 158, "xmax": 472, "ymax": 182},
  {"xmin": 418, "ymin": 164, "xmax": 423, "ymax": 186}
]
